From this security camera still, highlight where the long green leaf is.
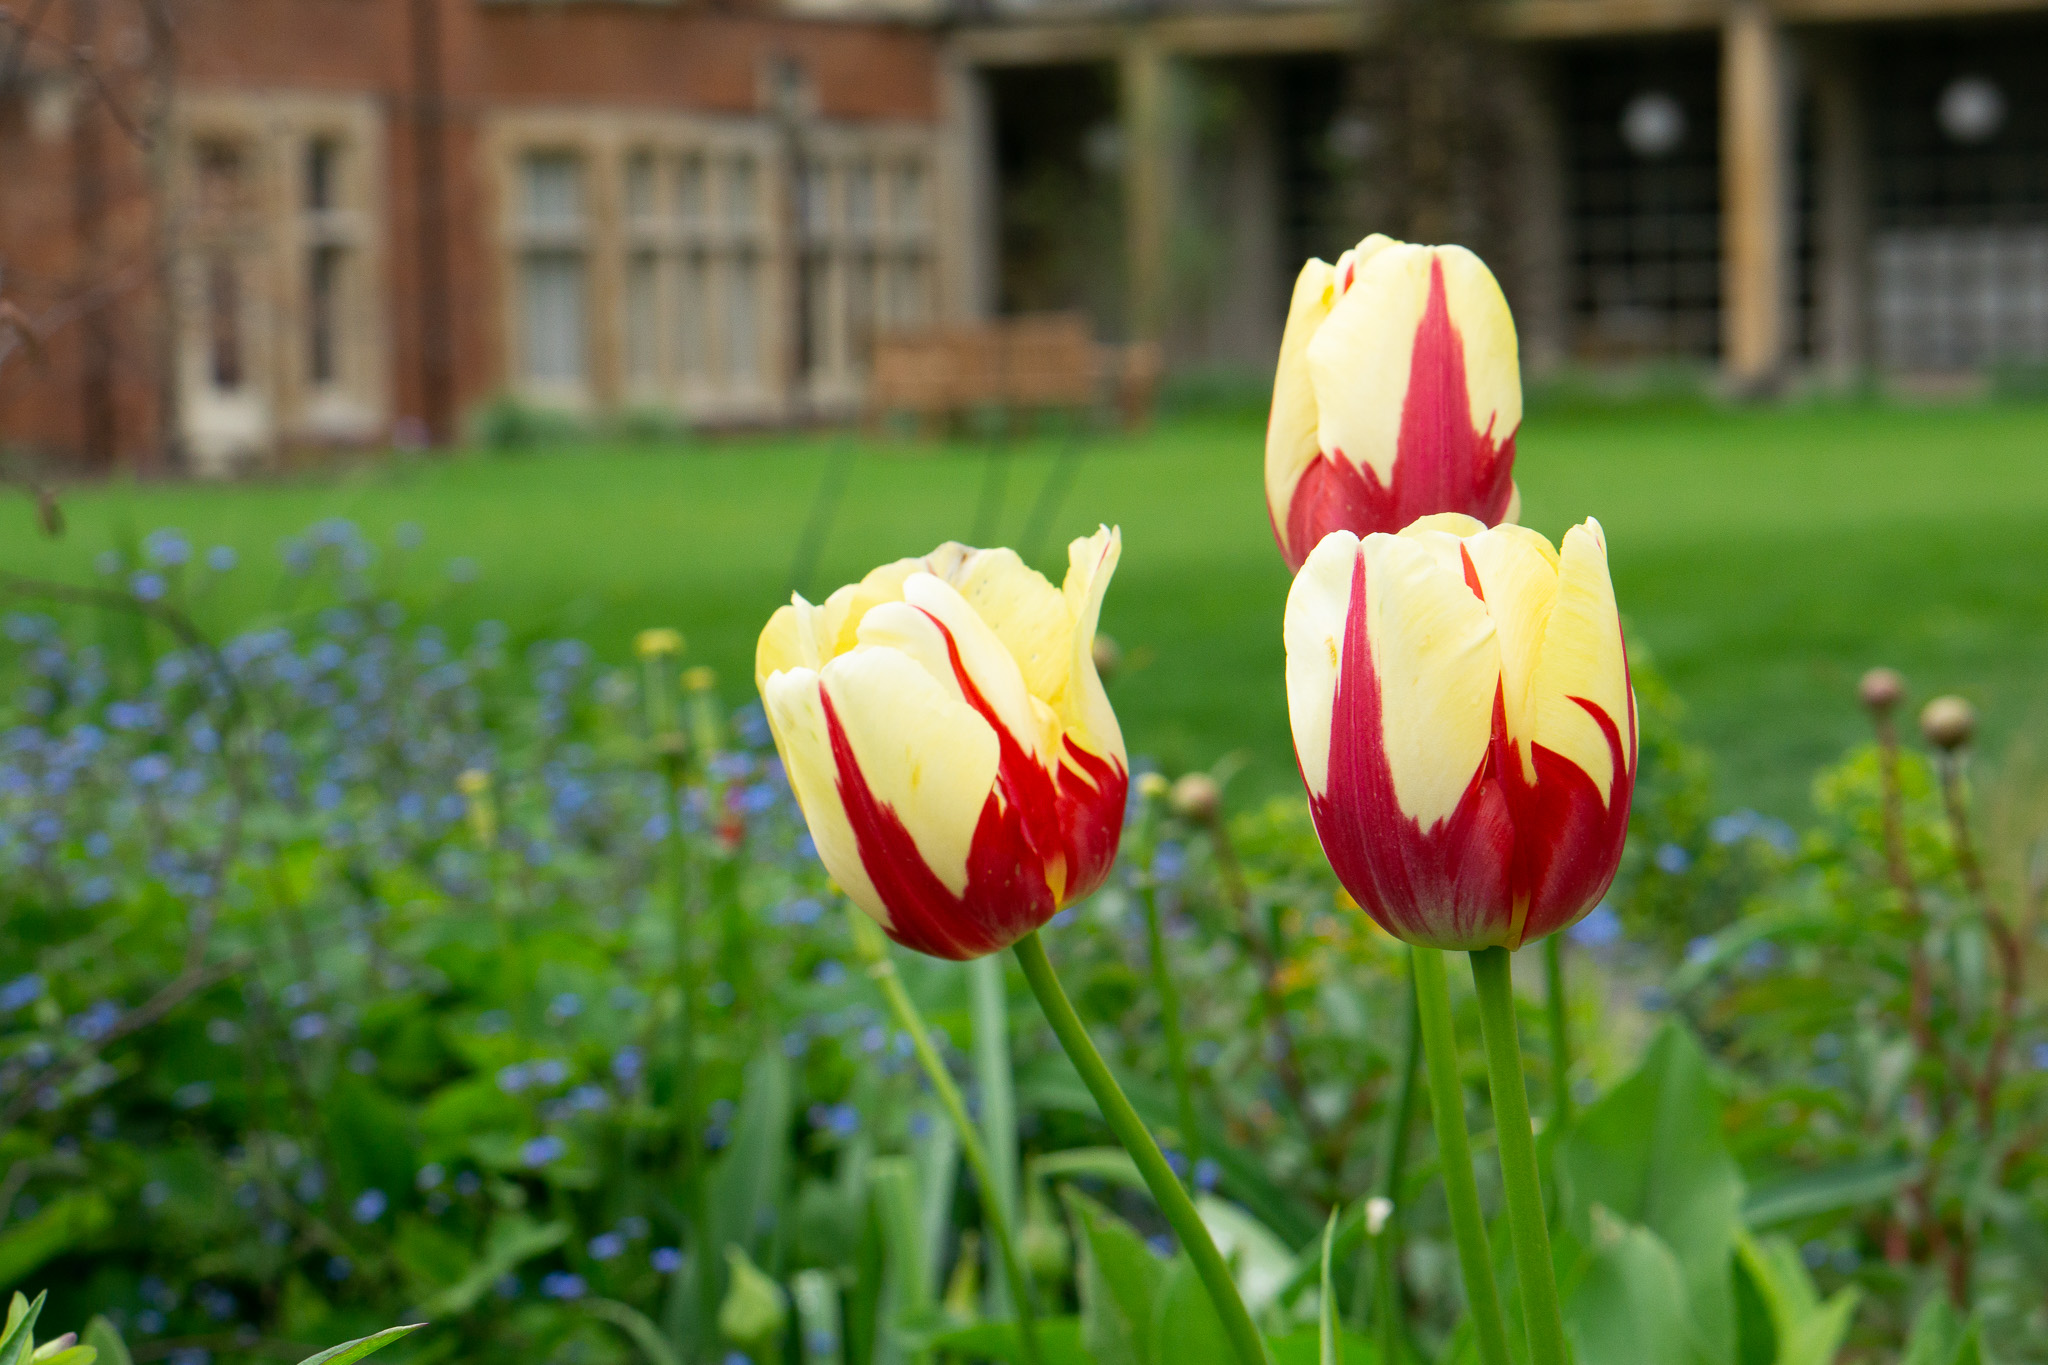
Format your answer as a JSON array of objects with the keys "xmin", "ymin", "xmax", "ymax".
[
  {"xmin": 1742, "ymin": 1157, "xmax": 1914, "ymax": 1230},
  {"xmin": 1318, "ymin": 1212, "xmax": 1341, "ymax": 1365},
  {"xmin": 291, "ymin": 1324, "xmax": 423, "ymax": 1365},
  {"xmin": 1063, "ymin": 1189, "xmax": 1164, "ymax": 1365},
  {"xmin": 82, "ymin": 1318, "xmax": 132, "ymax": 1365},
  {"xmin": 587, "ymin": 1298, "xmax": 682, "ymax": 1365},
  {"xmin": 0, "ymin": 1293, "xmax": 44, "ymax": 1365}
]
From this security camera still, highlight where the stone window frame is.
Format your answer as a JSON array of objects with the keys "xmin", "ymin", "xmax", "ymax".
[{"xmin": 173, "ymin": 92, "xmax": 389, "ymax": 467}]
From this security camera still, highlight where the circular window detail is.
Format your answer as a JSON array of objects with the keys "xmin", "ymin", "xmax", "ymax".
[
  {"xmin": 1620, "ymin": 91, "xmax": 1687, "ymax": 159},
  {"xmin": 1938, "ymin": 76, "xmax": 2005, "ymax": 143}
]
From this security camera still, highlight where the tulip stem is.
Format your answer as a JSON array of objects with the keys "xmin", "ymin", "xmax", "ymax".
[
  {"xmin": 1372, "ymin": 949, "xmax": 1423, "ymax": 1364},
  {"xmin": 852, "ymin": 913, "xmax": 1044, "ymax": 1365},
  {"xmin": 1412, "ymin": 947, "xmax": 1513, "ymax": 1365},
  {"xmin": 1469, "ymin": 947, "xmax": 1571, "ymax": 1365},
  {"xmin": 1140, "ymin": 883, "xmax": 1203, "ymax": 1163},
  {"xmin": 1012, "ymin": 931, "xmax": 1269, "ymax": 1365},
  {"xmin": 1542, "ymin": 934, "xmax": 1571, "ymax": 1132}
]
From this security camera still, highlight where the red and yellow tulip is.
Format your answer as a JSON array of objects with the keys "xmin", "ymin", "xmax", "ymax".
[
  {"xmin": 1284, "ymin": 514, "xmax": 1634, "ymax": 949},
  {"xmin": 1266, "ymin": 236, "xmax": 1522, "ymax": 572},
  {"xmin": 756, "ymin": 530, "xmax": 1128, "ymax": 960}
]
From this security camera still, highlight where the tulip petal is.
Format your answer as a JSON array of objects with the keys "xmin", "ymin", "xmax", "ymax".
[
  {"xmin": 1055, "ymin": 526, "xmax": 1125, "ymax": 766},
  {"xmin": 1458, "ymin": 524, "xmax": 1562, "ymax": 780},
  {"xmin": 1266, "ymin": 259, "xmax": 1338, "ymax": 562},
  {"xmin": 1287, "ymin": 531, "xmax": 1517, "ymax": 947},
  {"xmin": 918, "ymin": 544, "xmax": 1074, "ymax": 704},
  {"xmin": 1527, "ymin": 519, "xmax": 1633, "ymax": 801}
]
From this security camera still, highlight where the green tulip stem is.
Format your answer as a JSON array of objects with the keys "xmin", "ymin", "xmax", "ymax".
[
  {"xmin": 1372, "ymin": 949, "xmax": 1423, "ymax": 1364},
  {"xmin": 851, "ymin": 913, "xmax": 1044, "ymax": 1365},
  {"xmin": 1543, "ymin": 934, "xmax": 1572, "ymax": 1132},
  {"xmin": 1412, "ymin": 946, "xmax": 1514, "ymax": 1365},
  {"xmin": 1012, "ymin": 931, "xmax": 1269, "ymax": 1365},
  {"xmin": 1469, "ymin": 946, "xmax": 1571, "ymax": 1365},
  {"xmin": 1140, "ymin": 883, "xmax": 1203, "ymax": 1163}
]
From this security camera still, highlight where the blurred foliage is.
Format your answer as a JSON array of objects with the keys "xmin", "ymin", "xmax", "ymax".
[{"xmin": 2, "ymin": 515, "xmax": 2044, "ymax": 1365}]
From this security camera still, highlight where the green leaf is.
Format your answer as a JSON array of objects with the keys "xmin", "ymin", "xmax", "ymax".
[
  {"xmin": 32, "ymin": 1346, "xmax": 96, "ymax": 1365},
  {"xmin": 82, "ymin": 1318, "xmax": 131, "ymax": 1365},
  {"xmin": 291, "ymin": 1323, "xmax": 424, "ymax": 1365},
  {"xmin": 709, "ymin": 1042, "xmax": 793, "ymax": 1261},
  {"xmin": 1742, "ymin": 1157, "xmax": 1914, "ymax": 1230},
  {"xmin": 1152, "ymin": 1256, "xmax": 1233, "ymax": 1365},
  {"xmin": 415, "ymin": 1214, "xmax": 568, "ymax": 1318},
  {"xmin": 0, "ymin": 1291, "xmax": 44, "ymax": 1365},
  {"xmin": 1902, "ymin": 1298, "xmax": 1966, "ymax": 1365},
  {"xmin": 1268, "ymin": 1329, "xmax": 1379, "ymax": 1365},
  {"xmin": 1063, "ymin": 1189, "xmax": 1165, "ymax": 1365},
  {"xmin": 1561, "ymin": 1213, "xmax": 1702, "ymax": 1365},
  {"xmin": 925, "ymin": 1316, "xmax": 1089, "ymax": 1365},
  {"xmin": 0, "ymin": 1193, "xmax": 115, "ymax": 1289},
  {"xmin": 1558, "ymin": 1024, "xmax": 1743, "ymax": 1365},
  {"xmin": 586, "ymin": 1298, "xmax": 682, "ymax": 1365},
  {"xmin": 1731, "ymin": 1232, "xmax": 1859, "ymax": 1365},
  {"xmin": 1318, "ymin": 1211, "xmax": 1341, "ymax": 1365}
]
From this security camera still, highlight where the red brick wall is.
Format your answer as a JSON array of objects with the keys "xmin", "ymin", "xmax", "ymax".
[{"xmin": 0, "ymin": 0, "xmax": 942, "ymax": 469}]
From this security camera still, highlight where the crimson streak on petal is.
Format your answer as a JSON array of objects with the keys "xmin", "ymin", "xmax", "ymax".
[
  {"xmin": 1305, "ymin": 551, "xmax": 1518, "ymax": 948},
  {"xmin": 818, "ymin": 610, "xmax": 1128, "ymax": 962},
  {"xmin": 1280, "ymin": 256, "xmax": 1516, "ymax": 570}
]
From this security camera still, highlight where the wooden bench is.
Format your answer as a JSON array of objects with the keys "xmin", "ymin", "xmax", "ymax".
[{"xmin": 868, "ymin": 312, "xmax": 1162, "ymax": 434}]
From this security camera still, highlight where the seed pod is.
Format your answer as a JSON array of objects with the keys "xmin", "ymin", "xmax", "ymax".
[
  {"xmin": 1919, "ymin": 695, "xmax": 1976, "ymax": 752},
  {"xmin": 1858, "ymin": 667, "xmax": 1905, "ymax": 715}
]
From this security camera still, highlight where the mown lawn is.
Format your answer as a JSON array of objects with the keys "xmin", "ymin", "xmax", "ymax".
[{"xmin": 8, "ymin": 396, "xmax": 2048, "ymax": 818}]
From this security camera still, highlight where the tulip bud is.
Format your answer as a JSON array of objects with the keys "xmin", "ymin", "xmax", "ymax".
[
  {"xmin": 1858, "ymin": 667, "xmax": 1905, "ymax": 715},
  {"xmin": 1919, "ymin": 696, "xmax": 1975, "ymax": 751},
  {"xmin": 635, "ymin": 627, "xmax": 684, "ymax": 661},
  {"xmin": 683, "ymin": 665, "xmax": 717, "ymax": 693},
  {"xmin": 1285, "ymin": 514, "xmax": 1635, "ymax": 949},
  {"xmin": 1169, "ymin": 772, "xmax": 1222, "ymax": 824},
  {"xmin": 756, "ymin": 530, "xmax": 1129, "ymax": 960},
  {"xmin": 1267, "ymin": 236, "xmax": 1522, "ymax": 572},
  {"xmin": 1136, "ymin": 771, "xmax": 1170, "ymax": 803},
  {"xmin": 719, "ymin": 1245, "xmax": 788, "ymax": 1354},
  {"xmin": 1091, "ymin": 632, "xmax": 1124, "ymax": 683},
  {"xmin": 31, "ymin": 1334, "xmax": 78, "ymax": 1362},
  {"xmin": 455, "ymin": 768, "xmax": 497, "ymax": 849}
]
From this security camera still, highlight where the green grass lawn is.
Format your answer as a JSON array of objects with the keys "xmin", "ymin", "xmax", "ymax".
[{"xmin": 8, "ymin": 396, "xmax": 2048, "ymax": 819}]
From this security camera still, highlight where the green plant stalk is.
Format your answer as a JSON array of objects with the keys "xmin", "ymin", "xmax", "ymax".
[
  {"xmin": 1542, "ymin": 935, "xmax": 1571, "ymax": 1132},
  {"xmin": 1468, "ymin": 947, "xmax": 1570, "ymax": 1365},
  {"xmin": 1372, "ymin": 949, "xmax": 1423, "ymax": 1364},
  {"xmin": 1411, "ymin": 946, "xmax": 1513, "ymax": 1365},
  {"xmin": 659, "ymin": 757, "xmax": 714, "ymax": 1361},
  {"xmin": 853, "ymin": 915, "xmax": 1043, "ymax": 1365},
  {"xmin": 1139, "ymin": 883, "xmax": 1203, "ymax": 1163},
  {"xmin": 967, "ymin": 954, "xmax": 1020, "ymax": 1318},
  {"xmin": 1012, "ymin": 931, "xmax": 1268, "ymax": 1365}
]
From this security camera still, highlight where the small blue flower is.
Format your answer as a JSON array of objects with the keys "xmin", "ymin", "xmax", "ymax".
[
  {"xmin": 652, "ymin": 1247, "xmax": 684, "ymax": 1274},
  {"xmin": 206, "ymin": 545, "xmax": 238, "ymax": 572},
  {"xmin": 540, "ymin": 1272, "xmax": 587, "ymax": 1300},
  {"xmin": 416, "ymin": 1163, "xmax": 446, "ymax": 1191},
  {"xmin": 129, "ymin": 572, "xmax": 167, "ymax": 602},
  {"xmin": 0, "ymin": 974, "xmax": 44, "ymax": 1012},
  {"xmin": 1194, "ymin": 1158, "xmax": 1221, "ymax": 1193},
  {"xmin": 1568, "ymin": 904, "xmax": 1622, "ymax": 949},
  {"xmin": 351, "ymin": 1189, "xmax": 388, "ymax": 1223},
  {"xmin": 588, "ymin": 1232, "xmax": 626, "ymax": 1261},
  {"xmin": 143, "ymin": 529, "xmax": 191, "ymax": 567},
  {"xmin": 1653, "ymin": 842, "xmax": 1693, "ymax": 876},
  {"xmin": 498, "ymin": 1064, "xmax": 531, "ymax": 1094},
  {"xmin": 612, "ymin": 1047, "xmax": 644, "ymax": 1083},
  {"xmin": 522, "ymin": 1135, "xmax": 566, "ymax": 1168},
  {"xmin": 290, "ymin": 1012, "xmax": 328, "ymax": 1041},
  {"xmin": 813, "ymin": 959, "xmax": 846, "ymax": 987},
  {"xmin": 325, "ymin": 1256, "xmax": 353, "ymax": 1283},
  {"xmin": 173, "ymin": 1082, "xmax": 213, "ymax": 1110}
]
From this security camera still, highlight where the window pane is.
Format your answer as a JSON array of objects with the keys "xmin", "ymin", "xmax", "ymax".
[
  {"xmin": 306, "ymin": 138, "xmax": 341, "ymax": 213},
  {"xmin": 207, "ymin": 253, "xmax": 243, "ymax": 390},
  {"xmin": 887, "ymin": 253, "xmax": 929, "ymax": 327},
  {"xmin": 893, "ymin": 160, "xmax": 926, "ymax": 230},
  {"xmin": 626, "ymin": 251, "xmax": 659, "ymax": 382},
  {"xmin": 726, "ymin": 155, "xmax": 758, "ymax": 230},
  {"xmin": 726, "ymin": 251, "xmax": 759, "ymax": 383},
  {"xmin": 625, "ymin": 152, "xmax": 656, "ymax": 224},
  {"xmin": 848, "ymin": 160, "xmax": 876, "ymax": 231},
  {"xmin": 679, "ymin": 154, "xmax": 707, "ymax": 227},
  {"xmin": 522, "ymin": 152, "xmax": 584, "ymax": 230},
  {"xmin": 679, "ymin": 249, "xmax": 709, "ymax": 380},
  {"xmin": 309, "ymin": 245, "xmax": 345, "ymax": 384},
  {"xmin": 523, "ymin": 249, "xmax": 586, "ymax": 383}
]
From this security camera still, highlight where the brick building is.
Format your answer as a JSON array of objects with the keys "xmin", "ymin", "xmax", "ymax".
[{"xmin": 3, "ymin": 0, "xmax": 2046, "ymax": 471}]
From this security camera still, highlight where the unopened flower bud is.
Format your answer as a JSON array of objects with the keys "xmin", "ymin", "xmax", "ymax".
[
  {"xmin": 32, "ymin": 1334, "xmax": 78, "ymax": 1361},
  {"xmin": 636, "ymin": 627, "xmax": 684, "ymax": 661},
  {"xmin": 1020, "ymin": 1213, "xmax": 1072, "ymax": 1283},
  {"xmin": 1169, "ymin": 772, "xmax": 1222, "ymax": 824},
  {"xmin": 1919, "ymin": 695, "xmax": 1975, "ymax": 751},
  {"xmin": 1364, "ymin": 1195, "xmax": 1394, "ymax": 1237},
  {"xmin": 683, "ymin": 665, "xmax": 717, "ymax": 694},
  {"xmin": 1091, "ymin": 633, "xmax": 1124, "ymax": 683},
  {"xmin": 718, "ymin": 1245, "xmax": 788, "ymax": 1354},
  {"xmin": 1858, "ymin": 667, "xmax": 1905, "ymax": 715},
  {"xmin": 1136, "ymin": 772, "xmax": 1170, "ymax": 802}
]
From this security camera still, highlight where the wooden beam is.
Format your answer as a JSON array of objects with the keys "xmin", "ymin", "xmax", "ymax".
[{"xmin": 1720, "ymin": 0, "xmax": 1789, "ymax": 390}]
